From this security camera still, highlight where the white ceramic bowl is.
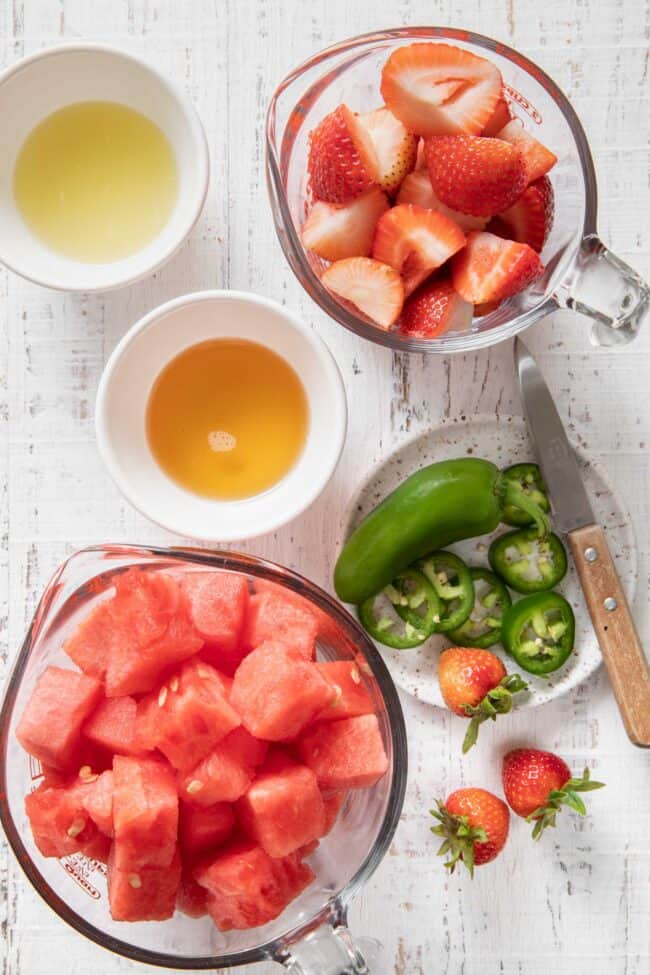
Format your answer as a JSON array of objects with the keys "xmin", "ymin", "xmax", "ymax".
[
  {"xmin": 0, "ymin": 43, "xmax": 209, "ymax": 292},
  {"xmin": 95, "ymin": 291, "xmax": 348, "ymax": 540}
]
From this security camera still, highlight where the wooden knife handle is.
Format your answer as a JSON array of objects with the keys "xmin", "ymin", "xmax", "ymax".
[{"xmin": 567, "ymin": 523, "xmax": 650, "ymax": 747}]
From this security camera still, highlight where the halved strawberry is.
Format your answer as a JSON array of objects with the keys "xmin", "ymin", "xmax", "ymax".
[
  {"xmin": 398, "ymin": 278, "xmax": 473, "ymax": 339},
  {"xmin": 496, "ymin": 119, "xmax": 557, "ymax": 185},
  {"xmin": 451, "ymin": 230, "xmax": 543, "ymax": 303},
  {"xmin": 482, "ymin": 95, "xmax": 512, "ymax": 136},
  {"xmin": 474, "ymin": 300, "xmax": 501, "ymax": 317},
  {"xmin": 372, "ymin": 204, "xmax": 466, "ymax": 296},
  {"xmin": 321, "ymin": 257, "xmax": 404, "ymax": 329},
  {"xmin": 355, "ymin": 107, "xmax": 417, "ymax": 194},
  {"xmin": 488, "ymin": 176, "xmax": 554, "ymax": 253},
  {"xmin": 380, "ymin": 42, "xmax": 502, "ymax": 137},
  {"xmin": 307, "ymin": 104, "xmax": 378, "ymax": 203},
  {"xmin": 301, "ymin": 188, "xmax": 390, "ymax": 262},
  {"xmin": 415, "ymin": 138, "xmax": 427, "ymax": 170},
  {"xmin": 397, "ymin": 171, "xmax": 488, "ymax": 233},
  {"xmin": 426, "ymin": 135, "xmax": 527, "ymax": 217}
]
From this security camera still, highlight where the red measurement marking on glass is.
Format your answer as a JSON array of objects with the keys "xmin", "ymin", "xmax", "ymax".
[
  {"xmin": 60, "ymin": 853, "xmax": 103, "ymax": 899},
  {"xmin": 504, "ymin": 84, "xmax": 543, "ymax": 124}
]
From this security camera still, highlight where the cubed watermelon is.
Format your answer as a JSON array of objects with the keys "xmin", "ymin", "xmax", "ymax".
[
  {"xmin": 242, "ymin": 589, "xmax": 318, "ymax": 660},
  {"xmin": 17, "ymin": 666, "xmax": 103, "ymax": 771},
  {"xmin": 112, "ymin": 756, "xmax": 178, "ymax": 871},
  {"xmin": 83, "ymin": 696, "xmax": 148, "ymax": 757},
  {"xmin": 65, "ymin": 570, "xmax": 203, "ymax": 697},
  {"xmin": 178, "ymin": 727, "xmax": 268, "ymax": 806},
  {"xmin": 25, "ymin": 778, "xmax": 102, "ymax": 858},
  {"xmin": 180, "ymin": 572, "xmax": 249, "ymax": 673},
  {"xmin": 316, "ymin": 661, "xmax": 374, "ymax": 721},
  {"xmin": 108, "ymin": 845, "xmax": 181, "ymax": 922},
  {"xmin": 179, "ymin": 801, "xmax": 235, "ymax": 859},
  {"xmin": 176, "ymin": 871, "xmax": 209, "ymax": 918},
  {"xmin": 135, "ymin": 660, "xmax": 241, "ymax": 771},
  {"xmin": 298, "ymin": 715, "xmax": 388, "ymax": 789},
  {"xmin": 237, "ymin": 761, "xmax": 325, "ymax": 858},
  {"xmin": 231, "ymin": 643, "xmax": 334, "ymax": 741},
  {"xmin": 82, "ymin": 769, "xmax": 114, "ymax": 837},
  {"xmin": 194, "ymin": 840, "xmax": 314, "ymax": 931}
]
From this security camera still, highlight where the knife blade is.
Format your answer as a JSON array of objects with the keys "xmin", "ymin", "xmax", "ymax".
[{"xmin": 514, "ymin": 335, "xmax": 650, "ymax": 747}]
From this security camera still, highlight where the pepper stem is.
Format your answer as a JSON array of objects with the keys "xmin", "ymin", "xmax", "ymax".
[{"xmin": 501, "ymin": 481, "xmax": 551, "ymax": 537}]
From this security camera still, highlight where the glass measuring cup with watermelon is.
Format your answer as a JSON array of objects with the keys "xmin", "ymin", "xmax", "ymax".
[{"xmin": 0, "ymin": 545, "xmax": 406, "ymax": 973}]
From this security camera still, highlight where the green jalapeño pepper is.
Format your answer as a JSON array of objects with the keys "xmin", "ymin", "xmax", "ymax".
[
  {"xmin": 334, "ymin": 458, "xmax": 551, "ymax": 605},
  {"xmin": 448, "ymin": 568, "xmax": 512, "ymax": 648},
  {"xmin": 358, "ymin": 568, "xmax": 440, "ymax": 649},
  {"xmin": 501, "ymin": 463, "xmax": 550, "ymax": 527},
  {"xmin": 489, "ymin": 527, "xmax": 568, "ymax": 594},
  {"xmin": 502, "ymin": 592, "xmax": 575, "ymax": 675},
  {"xmin": 415, "ymin": 551, "xmax": 474, "ymax": 633}
]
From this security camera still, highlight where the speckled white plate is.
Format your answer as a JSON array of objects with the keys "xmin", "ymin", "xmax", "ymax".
[{"xmin": 339, "ymin": 415, "xmax": 637, "ymax": 709}]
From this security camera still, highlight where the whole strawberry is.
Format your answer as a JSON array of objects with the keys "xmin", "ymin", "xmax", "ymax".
[
  {"xmin": 425, "ymin": 134, "xmax": 527, "ymax": 217},
  {"xmin": 431, "ymin": 788, "xmax": 509, "ymax": 876},
  {"xmin": 502, "ymin": 748, "xmax": 605, "ymax": 840},
  {"xmin": 438, "ymin": 647, "xmax": 528, "ymax": 753}
]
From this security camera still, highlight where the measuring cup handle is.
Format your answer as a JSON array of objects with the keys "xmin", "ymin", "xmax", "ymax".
[
  {"xmin": 555, "ymin": 233, "xmax": 650, "ymax": 345},
  {"xmin": 274, "ymin": 906, "xmax": 384, "ymax": 974}
]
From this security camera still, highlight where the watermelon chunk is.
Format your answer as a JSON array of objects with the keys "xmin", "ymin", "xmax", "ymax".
[
  {"xmin": 108, "ymin": 845, "xmax": 181, "ymax": 922},
  {"xmin": 178, "ymin": 727, "xmax": 268, "ymax": 806},
  {"xmin": 65, "ymin": 570, "xmax": 203, "ymax": 697},
  {"xmin": 180, "ymin": 572, "xmax": 249, "ymax": 673},
  {"xmin": 176, "ymin": 871, "xmax": 209, "ymax": 918},
  {"xmin": 82, "ymin": 769, "xmax": 114, "ymax": 837},
  {"xmin": 135, "ymin": 660, "xmax": 241, "ymax": 771},
  {"xmin": 179, "ymin": 801, "xmax": 235, "ymax": 859},
  {"xmin": 316, "ymin": 662, "xmax": 375, "ymax": 721},
  {"xmin": 298, "ymin": 715, "xmax": 389, "ymax": 789},
  {"xmin": 231, "ymin": 642, "xmax": 334, "ymax": 741},
  {"xmin": 25, "ymin": 778, "xmax": 101, "ymax": 858},
  {"xmin": 17, "ymin": 666, "xmax": 103, "ymax": 771},
  {"xmin": 194, "ymin": 840, "xmax": 314, "ymax": 931},
  {"xmin": 242, "ymin": 589, "xmax": 318, "ymax": 660},
  {"xmin": 112, "ymin": 756, "xmax": 178, "ymax": 871},
  {"xmin": 83, "ymin": 696, "xmax": 148, "ymax": 757},
  {"xmin": 238, "ymin": 761, "xmax": 325, "ymax": 858}
]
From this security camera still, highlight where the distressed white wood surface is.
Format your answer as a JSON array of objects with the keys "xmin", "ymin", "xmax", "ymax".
[{"xmin": 1, "ymin": 1, "xmax": 650, "ymax": 973}]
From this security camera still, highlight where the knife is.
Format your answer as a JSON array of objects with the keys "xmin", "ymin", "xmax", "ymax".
[{"xmin": 515, "ymin": 336, "xmax": 650, "ymax": 747}]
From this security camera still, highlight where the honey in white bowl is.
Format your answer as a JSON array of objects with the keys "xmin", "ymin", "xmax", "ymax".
[
  {"xmin": 146, "ymin": 338, "xmax": 309, "ymax": 501},
  {"xmin": 13, "ymin": 101, "xmax": 178, "ymax": 263}
]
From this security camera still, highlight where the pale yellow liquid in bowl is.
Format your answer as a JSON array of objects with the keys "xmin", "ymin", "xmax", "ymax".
[
  {"xmin": 13, "ymin": 101, "xmax": 178, "ymax": 263},
  {"xmin": 146, "ymin": 339, "xmax": 309, "ymax": 501}
]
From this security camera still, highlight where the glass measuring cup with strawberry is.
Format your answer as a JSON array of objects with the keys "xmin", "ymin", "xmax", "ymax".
[{"xmin": 266, "ymin": 28, "xmax": 649, "ymax": 351}]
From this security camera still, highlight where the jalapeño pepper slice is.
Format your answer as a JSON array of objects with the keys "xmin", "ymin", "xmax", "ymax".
[
  {"xmin": 448, "ymin": 568, "xmax": 512, "ymax": 648},
  {"xmin": 489, "ymin": 527, "xmax": 568, "ymax": 594},
  {"xmin": 501, "ymin": 463, "xmax": 550, "ymax": 527},
  {"xmin": 358, "ymin": 568, "xmax": 440, "ymax": 649},
  {"xmin": 416, "ymin": 551, "xmax": 474, "ymax": 633},
  {"xmin": 502, "ymin": 592, "xmax": 575, "ymax": 675}
]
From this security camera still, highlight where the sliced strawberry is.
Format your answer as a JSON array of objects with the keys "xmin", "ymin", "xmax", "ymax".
[
  {"xmin": 398, "ymin": 279, "xmax": 473, "ymax": 338},
  {"xmin": 372, "ymin": 204, "xmax": 466, "ymax": 296},
  {"xmin": 321, "ymin": 257, "xmax": 404, "ymax": 329},
  {"xmin": 380, "ymin": 42, "xmax": 502, "ymax": 137},
  {"xmin": 482, "ymin": 95, "xmax": 512, "ymax": 136},
  {"xmin": 396, "ymin": 171, "xmax": 487, "ymax": 233},
  {"xmin": 355, "ymin": 107, "xmax": 417, "ymax": 194},
  {"xmin": 489, "ymin": 176, "xmax": 554, "ymax": 253},
  {"xmin": 496, "ymin": 119, "xmax": 557, "ymax": 185},
  {"xmin": 474, "ymin": 300, "xmax": 501, "ymax": 317},
  {"xmin": 426, "ymin": 135, "xmax": 527, "ymax": 217},
  {"xmin": 308, "ymin": 104, "xmax": 378, "ymax": 203},
  {"xmin": 301, "ymin": 188, "xmax": 390, "ymax": 262},
  {"xmin": 451, "ymin": 230, "xmax": 543, "ymax": 303}
]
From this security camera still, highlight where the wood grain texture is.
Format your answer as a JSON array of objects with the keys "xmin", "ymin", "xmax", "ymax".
[
  {"xmin": 0, "ymin": 1, "xmax": 649, "ymax": 974},
  {"xmin": 567, "ymin": 524, "xmax": 650, "ymax": 747}
]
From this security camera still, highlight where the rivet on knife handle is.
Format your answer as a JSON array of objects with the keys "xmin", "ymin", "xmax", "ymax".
[{"xmin": 567, "ymin": 524, "xmax": 650, "ymax": 747}]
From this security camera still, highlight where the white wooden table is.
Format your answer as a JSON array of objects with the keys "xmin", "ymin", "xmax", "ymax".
[{"xmin": 1, "ymin": 2, "xmax": 649, "ymax": 973}]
